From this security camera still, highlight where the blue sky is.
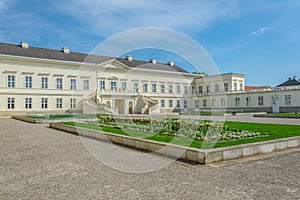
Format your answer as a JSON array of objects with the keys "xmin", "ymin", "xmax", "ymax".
[{"xmin": 1, "ymin": 0, "xmax": 300, "ymax": 86}]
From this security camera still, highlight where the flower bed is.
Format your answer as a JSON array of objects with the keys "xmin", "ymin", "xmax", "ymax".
[{"xmin": 85, "ymin": 115, "xmax": 267, "ymax": 142}]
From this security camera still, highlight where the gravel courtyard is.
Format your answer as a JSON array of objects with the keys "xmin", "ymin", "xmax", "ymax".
[{"xmin": 1, "ymin": 118, "xmax": 299, "ymax": 199}]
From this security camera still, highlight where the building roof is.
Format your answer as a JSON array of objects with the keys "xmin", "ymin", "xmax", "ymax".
[
  {"xmin": 0, "ymin": 42, "xmax": 188, "ymax": 73},
  {"xmin": 245, "ymin": 86, "xmax": 269, "ymax": 91},
  {"xmin": 276, "ymin": 77, "xmax": 300, "ymax": 87}
]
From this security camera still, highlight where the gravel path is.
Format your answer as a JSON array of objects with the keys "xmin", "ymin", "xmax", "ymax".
[{"xmin": 1, "ymin": 118, "xmax": 299, "ymax": 199}]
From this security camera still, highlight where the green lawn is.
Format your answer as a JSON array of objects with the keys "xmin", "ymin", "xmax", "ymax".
[
  {"xmin": 255, "ymin": 113, "xmax": 300, "ymax": 118},
  {"xmin": 60, "ymin": 121, "xmax": 300, "ymax": 149}
]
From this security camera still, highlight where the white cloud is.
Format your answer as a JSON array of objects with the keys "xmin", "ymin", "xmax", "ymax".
[
  {"xmin": 251, "ymin": 27, "xmax": 269, "ymax": 36},
  {"xmin": 53, "ymin": 0, "xmax": 239, "ymax": 37}
]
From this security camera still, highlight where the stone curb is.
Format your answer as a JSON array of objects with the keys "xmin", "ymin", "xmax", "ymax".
[
  {"xmin": 12, "ymin": 116, "xmax": 98, "ymax": 124},
  {"xmin": 50, "ymin": 123, "xmax": 300, "ymax": 165}
]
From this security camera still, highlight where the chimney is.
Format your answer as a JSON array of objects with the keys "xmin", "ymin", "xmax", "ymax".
[
  {"xmin": 149, "ymin": 58, "xmax": 156, "ymax": 64},
  {"xmin": 167, "ymin": 61, "xmax": 174, "ymax": 66},
  {"xmin": 126, "ymin": 56, "xmax": 133, "ymax": 61},
  {"xmin": 62, "ymin": 47, "xmax": 70, "ymax": 54},
  {"xmin": 20, "ymin": 41, "xmax": 29, "ymax": 48}
]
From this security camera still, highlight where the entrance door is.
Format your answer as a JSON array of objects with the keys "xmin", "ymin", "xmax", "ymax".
[{"xmin": 272, "ymin": 96, "xmax": 279, "ymax": 113}]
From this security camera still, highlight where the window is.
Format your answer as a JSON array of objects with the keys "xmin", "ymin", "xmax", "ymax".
[
  {"xmin": 121, "ymin": 82, "xmax": 127, "ymax": 90},
  {"xmin": 168, "ymin": 85, "xmax": 173, "ymax": 93},
  {"xmin": 246, "ymin": 97, "xmax": 251, "ymax": 106},
  {"xmin": 234, "ymin": 83, "xmax": 237, "ymax": 91},
  {"xmin": 7, "ymin": 97, "xmax": 15, "ymax": 109},
  {"xmin": 195, "ymin": 100, "xmax": 199, "ymax": 108},
  {"xmin": 224, "ymin": 83, "xmax": 229, "ymax": 92},
  {"xmin": 169, "ymin": 99, "xmax": 173, "ymax": 108},
  {"xmin": 56, "ymin": 98, "xmax": 63, "ymax": 109},
  {"xmin": 240, "ymin": 83, "xmax": 243, "ymax": 91},
  {"xmin": 235, "ymin": 97, "xmax": 240, "ymax": 107},
  {"xmin": 176, "ymin": 85, "xmax": 180, "ymax": 93},
  {"xmin": 183, "ymin": 100, "xmax": 188, "ymax": 109},
  {"xmin": 161, "ymin": 99, "xmax": 165, "ymax": 108},
  {"xmin": 71, "ymin": 98, "xmax": 76, "ymax": 109},
  {"xmin": 198, "ymin": 86, "xmax": 203, "ymax": 94},
  {"xmin": 70, "ymin": 79, "xmax": 76, "ymax": 90},
  {"xmin": 191, "ymin": 86, "xmax": 195, "ymax": 94},
  {"xmin": 56, "ymin": 78, "xmax": 63, "ymax": 90},
  {"xmin": 160, "ymin": 84, "xmax": 165, "ymax": 93},
  {"xmin": 143, "ymin": 83, "xmax": 148, "ymax": 92},
  {"xmin": 100, "ymin": 80, "xmax": 105, "ymax": 90},
  {"xmin": 134, "ymin": 83, "xmax": 139, "ymax": 92},
  {"xmin": 25, "ymin": 98, "xmax": 32, "ymax": 109},
  {"xmin": 215, "ymin": 84, "xmax": 219, "ymax": 93},
  {"xmin": 152, "ymin": 84, "xmax": 157, "ymax": 93},
  {"xmin": 258, "ymin": 96, "xmax": 264, "ymax": 106},
  {"xmin": 41, "ymin": 77, "xmax": 48, "ymax": 89},
  {"xmin": 8, "ymin": 75, "xmax": 15, "ymax": 88},
  {"xmin": 176, "ymin": 100, "xmax": 180, "ymax": 108},
  {"xmin": 41, "ymin": 98, "xmax": 48, "ymax": 109},
  {"xmin": 203, "ymin": 99, "xmax": 207, "ymax": 107},
  {"xmin": 221, "ymin": 98, "xmax": 226, "ymax": 107},
  {"xmin": 285, "ymin": 95, "xmax": 291, "ymax": 105},
  {"xmin": 25, "ymin": 76, "xmax": 32, "ymax": 88},
  {"xmin": 110, "ymin": 82, "xmax": 117, "ymax": 90},
  {"xmin": 184, "ymin": 86, "xmax": 188, "ymax": 94},
  {"xmin": 206, "ymin": 85, "xmax": 210, "ymax": 93},
  {"xmin": 84, "ymin": 80, "xmax": 89, "ymax": 91},
  {"xmin": 212, "ymin": 99, "xmax": 216, "ymax": 107}
]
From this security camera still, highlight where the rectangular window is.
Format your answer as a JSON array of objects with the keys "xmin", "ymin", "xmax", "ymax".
[
  {"xmin": 143, "ymin": 83, "xmax": 148, "ymax": 92},
  {"xmin": 191, "ymin": 86, "xmax": 195, "ymax": 94},
  {"xmin": 234, "ymin": 83, "xmax": 237, "ymax": 91},
  {"xmin": 56, "ymin": 78, "xmax": 63, "ymax": 90},
  {"xmin": 25, "ymin": 98, "xmax": 32, "ymax": 109},
  {"xmin": 258, "ymin": 96, "xmax": 264, "ymax": 106},
  {"xmin": 176, "ymin": 85, "xmax": 180, "ymax": 94},
  {"xmin": 100, "ymin": 80, "xmax": 105, "ymax": 90},
  {"xmin": 176, "ymin": 100, "xmax": 180, "ymax": 108},
  {"xmin": 169, "ymin": 99, "xmax": 173, "ymax": 108},
  {"xmin": 7, "ymin": 97, "xmax": 15, "ymax": 109},
  {"xmin": 203, "ymin": 99, "xmax": 207, "ymax": 108},
  {"xmin": 161, "ymin": 99, "xmax": 165, "ymax": 108},
  {"xmin": 134, "ymin": 83, "xmax": 139, "ymax": 92},
  {"xmin": 212, "ymin": 99, "xmax": 216, "ymax": 107},
  {"xmin": 84, "ymin": 80, "xmax": 89, "ymax": 91},
  {"xmin": 41, "ymin": 77, "xmax": 48, "ymax": 89},
  {"xmin": 121, "ymin": 82, "xmax": 127, "ymax": 90},
  {"xmin": 246, "ymin": 97, "xmax": 251, "ymax": 106},
  {"xmin": 285, "ymin": 95, "xmax": 291, "ymax": 105},
  {"xmin": 152, "ymin": 84, "xmax": 157, "ymax": 93},
  {"xmin": 41, "ymin": 98, "xmax": 48, "ymax": 109},
  {"xmin": 215, "ymin": 84, "xmax": 219, "ymax": 93},
  {"xmin": 198, "ymin": 86, "xmax": 203, "ymax": 94},
  {"xmin": 168, "ymin": 85, "xmax": 173, "ymax": 93},
  {"xmin": 195, "ymin": 100, "xmax": 199, "ymax": 108},
  {"xmin": 221, "ymin": 98, "xmax": 226, "ymax": 107},
  {"xmin": 240, "ymin": 83, "xmax": 243, "ymax": 91},
  {"xmin": 206, "ymin": 85, "xmax": 210, "ymax": 93},
  {"xmin": 8, "ymin": 75, "xmax": 15, "ymax": 88},
  {"xmin": 56, "ymin": 98, "xmax": 63, "ymax": 109},
  {"xmin": 184, "ymin": 86, "xmax": 188, "ymax": 94},
  {"xmin": 235, "ymin": 97, "xmax": 240, "ymax": 107},
  {"xmin": 70, "ymin": 79, "xmax": 76, "ymax": 90},
  {"xmin": 224, "ymin": 83, "xmax": 229, "ymax": 92},
  {"xmin": 184, "ymin": 100, "xmax": 188, "ymax": 109},
  {"xmin": 25, "ymin": 76, "xmax": 32, "ymax": 88},
  {"xmin": 160, "ymin": 84, "xmax": 165, "ymax": 93},
  {"xmin": 110, "ymin": 82, "xmax": 117, "ymax": 91},
  {"xmin": 70, "ymin": 98, "xmax": 76, "ymax": 109}
]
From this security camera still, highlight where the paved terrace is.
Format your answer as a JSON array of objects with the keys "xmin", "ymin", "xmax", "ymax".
[{"xmin": 1, "ymin": 118, "xmax": 299, "ymax": 199}]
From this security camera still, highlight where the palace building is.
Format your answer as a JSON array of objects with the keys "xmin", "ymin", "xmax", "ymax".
[{"xmin": 0, "ymin": 42, "xmax": 299, "ymax": 117}]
